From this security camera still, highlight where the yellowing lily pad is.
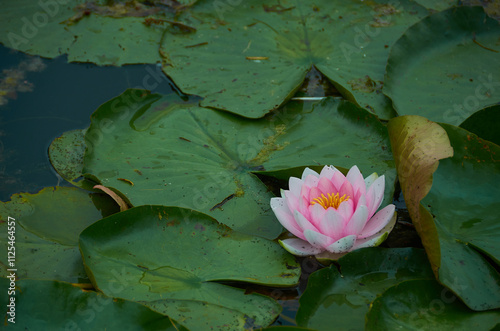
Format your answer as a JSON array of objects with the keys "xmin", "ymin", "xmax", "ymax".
[{"xmin": 388, "ymin": 115, "xmax": 500, "ymax": 310}]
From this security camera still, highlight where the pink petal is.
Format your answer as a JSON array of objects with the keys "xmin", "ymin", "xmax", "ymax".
[
  {"xmin": 358, "ymin": 204, "xmax": 396, "ymax": 239},
  {"xmin": 318, "ymin": 208, "xmax": 344, "ymax": 240},
  {"xmin": 304, "ymin": 174, "xmax": 319, "ymax": 188},
  {"xmin": 364, "ymin": 172, "xmax": 378, "ymax": 189},
  {"xmin": 366, "ymin": 175, "xmax": 385, "ymax": 218},
  {"xmin": 294, "ymin": 210, "xmax": 320, "ymax": 233},
  {"xmin": 300, "ymin": 184, "xmax": 312, "ymax": 201},
  {"xmin": 351, "ymin": 212, "xmax": 397, "ymax": 251},
  {"xmin": 288, "ymin": 177, "xmax": 303, "ymax": 197},
  {"xmin": 301, "ymin": 167, "xmax": 320, "ymax": 180},
  {"xmin": 309, "ymin": 186, "xmax": 323, "ymax": 202},
  {"xmin": 355, "ymin": 195, "xmax": 367, "ymax": 213},
  {"xmin": 351, "ymin": 232, "xmax": 389, "ymax": 251},
  {"xmin": 354, "ymin": 190, "xmax": 364, "ymax": 202},
  {"xmin": 309, "ymin": 203, "xmax": 327, "ymax": 229},
  {"xmin": 298, "ymin": 195, "xmax": 310, "ymax": 219},
  {"xmin": 325, "ymin": 235, "xmax": 357, "ymax": 254},
  {"xmin": 337, "ymin": 198, "xmax": 354, "ymax": 226},
  {"xmin": 271, "ymin": 197, "xmax": 304, "ymax": 240},
  {"xmin": 331, "ymin": 171, "xmax": 346, "ymax": 191},
  {"xmin": 317, "ymin": 177, "xmax": 335, "ymax": 196},
  {"xmin": 346, "ymin": 165, "xmax": 366, "ymax": 196},
  {"xmin": 338, "ymin": 180, "xmax": 354, "ymax": 199},
  {"xmin": 364, "ymin": 186, "xmax": 375, "ymax": 215},
  {"xmin": 283, "ymin": 190, "xmax": 299, "ymax": 212},
  {"xmin": 344, "ymin": 204, "xmax": 368, "ymax": 236},
  {"xmin": 319, "ymin": 165, "xmax": 337, "ymax": 180},
  {"xmin": 304, "ymin": 229, "xmax": 335, "ymax": 249},
  {"xmin": 279, "ymin": 238, "xmax": 323, "ymax": 256}
]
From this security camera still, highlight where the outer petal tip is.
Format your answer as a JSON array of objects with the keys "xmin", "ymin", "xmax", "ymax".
[
  {"xmin": 358, "ymin": 204, "xmax": 396, "ymax": 239},
  {"xmin": 279, "ymin": 238, "xmax": 323, "ymax": 256},
  {"xmin": 270, "ymin": 197, "xmax": 285, "ymax": 210},
  {"xmin": 325, "ymin": 235, "xmax": 357, "ymax": 254}
]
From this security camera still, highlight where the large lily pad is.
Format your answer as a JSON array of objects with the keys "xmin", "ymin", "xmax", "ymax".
[
  {"xmin": 384, "ymin": 6, "xmax": 500, "ymax": 125},
  {"xmin": 160, "ymin": 0, "xmax": 428, "ymax": 118},
  {"xmin": 79, "ymin": 205, "xmax": 300, "ymax": 330},
  {"xmin": 388, "ymin": 115, "xmax": 500, "ymax": 310},
  {"xmin": 0, "ymin": 278, "xmax": 185, "ymax": 330},
  {"xmin": 82, "ymin": 90, "xmax": 396, "ymax": 239},
  {"xmin": 295, "ymin": 248, "xmax": 435, "ymax": 331},
  {"xmin": 0, "ymin": 186, "xmax": 111, "ymax": 282},
  {"xmin": 366, "ymin": 279, "xmax": 500, "ymax": 330},
  {"xmin": 0, "ymin": 1, "xmax": 168, "ymax": 66}
]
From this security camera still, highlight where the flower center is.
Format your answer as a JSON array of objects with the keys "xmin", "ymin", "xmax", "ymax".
[{"xmin": 311, "ymin": 193, "xmax": 350, "ymax": 210}]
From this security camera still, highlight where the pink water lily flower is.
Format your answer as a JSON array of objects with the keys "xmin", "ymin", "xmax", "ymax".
[{"xmin": 271, "ymin": 165, "xmax": 396, "ymax": 260}]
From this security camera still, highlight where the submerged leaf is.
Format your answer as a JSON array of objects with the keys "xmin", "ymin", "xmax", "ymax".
[{"xmin": 49, "ymin": 129, "xmax": 90, "ymax": 189}]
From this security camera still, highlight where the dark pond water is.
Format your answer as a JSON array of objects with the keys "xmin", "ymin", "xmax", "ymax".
[{"xmin": 0, "ymin": 44, "xmax": 175, "ymax": 201}]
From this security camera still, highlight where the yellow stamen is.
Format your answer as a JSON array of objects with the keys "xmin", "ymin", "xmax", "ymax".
[{"xmin": 311, "ymin": 193, "xmax": 350, "ymax": 210}]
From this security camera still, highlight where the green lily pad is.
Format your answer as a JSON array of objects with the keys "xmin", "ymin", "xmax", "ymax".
[
  {"xmin": 82, "ymin": 90, "xmax": 396, "ymax": 239},
  {"xmin": 160, "ymin": 0, "xmax": 428, "ymax": 118},
  {"xmin": 460, "ymin": 105, "xmax": 500, "ymax": 146},
  {"xmin": 0, "ymin": 278, "xmax": 185, "ymax": 330},
  {"xmin": 366, "ymin": 279, "xmax": 500, "ymax": 330},
  {"xmin": 0, "ymin": 186, "xmax": 112, "ymax": 282},
  {"xmin": 384, "ymin": 6, "xmax": 500, "ymax": 125},
  {"xmin": 296, "ymin": 248, "xmax": 435, "ymax": 331},
  {"xmin": 0, "ymin": 1, "xmax": 167, "ymax": 66},
  {"xmin": 79, "ymin": 205, "xmax": 299, "ymax": 330},
  {"xmin": 388, "ymin": 115, "xmax": 500, "ymax": 310}
]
